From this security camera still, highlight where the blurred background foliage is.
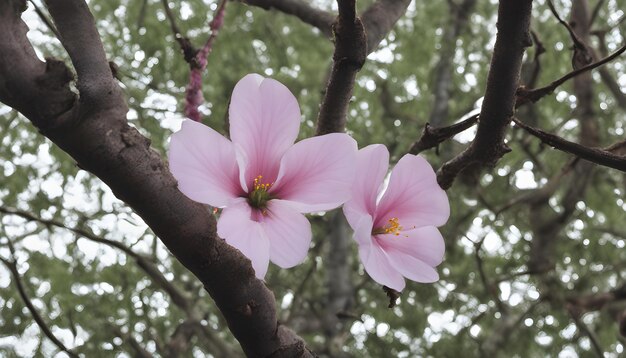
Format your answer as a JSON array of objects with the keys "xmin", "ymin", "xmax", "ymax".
[{"xmin": 1, "ymin": 0, "xmax": 626, "ymax": 356}]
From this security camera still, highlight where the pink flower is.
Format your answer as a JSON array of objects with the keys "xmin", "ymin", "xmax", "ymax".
[
  {"xmin": 169, "ymin": 74, "xmax": 357, "ymax": 279},
  {"xmin": 343, "ymin": 145, "xmax": 449, "ymax": 291}
]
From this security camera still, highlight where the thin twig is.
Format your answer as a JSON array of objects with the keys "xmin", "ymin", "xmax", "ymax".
[
  {"xmin": 516, "ymin": 42, "xmax": 626, "ymax": 105},
  {"xmin": 161, "ymin": 0, "xmax": 196, "ymax": 62},
  {"xmin": 0, "ymin": 206, "xmax": 192, "ymax": 312},
  {"xmin": 512, "ymin": 117, "xmax": 626, "ymax": 172},
  {"xmin": 28, "ymin": 0, "xmax": 60, "ymax": 38},
  {"xmin": 546, "ymin": 0, "xmax": 589, "ymax": 52},
  {"xmin": 567, "ymin": 306, "xmax": 605, "ymax": 357},
  {"xmin": 0, "ymin": 251, "xmax": 78, "ymax": 358},
  {"xmin": 184, "ymin": 0, "xmax": 227, "ymax": 121},
  {"xmin": 409, "ymin": 113, "xmax": 479, "ymax": 154}
]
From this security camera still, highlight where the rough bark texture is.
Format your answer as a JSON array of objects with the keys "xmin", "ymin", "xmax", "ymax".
[
  {"xmin": 0, "ymin": 1, "xmax": 312, "ymax": 356},
  {"xmin": 437, "ymin": 0, "xmax": 534, "ymax": 189},
  {"xmin": 360, "ymin": 0, "xmax": 411, "ymax": 52},
  {"xmin": 241, "ymin": 0, "xmax": 335, "ymax": 38},
  {"xmin": 315, "ymin": 0, "xmax": 367, "ymax": 135},
  {"xmin": 242, "ymin": 0, "xmax": 410, "ymax": 55}
]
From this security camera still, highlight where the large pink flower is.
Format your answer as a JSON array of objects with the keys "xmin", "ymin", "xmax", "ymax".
[
  {"xmin": 169, "ymin": 74, "xmax": 357, "ymax": 279},
  {"xmin": 343, "ymin": 145, "xmax": 449, "ymax": 291}
]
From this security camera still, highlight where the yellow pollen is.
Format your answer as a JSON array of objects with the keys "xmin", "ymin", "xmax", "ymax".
[
  {"xmin": 372, "ymin": 217, "xmax": 408, "ymax": 237},
  {"xmin": 384, "ymin": 217, "xmax": 403, "ymax": 236},
  {"xmin": 253, "ymin": 175, "xmax": 272, "ymax": 191}
]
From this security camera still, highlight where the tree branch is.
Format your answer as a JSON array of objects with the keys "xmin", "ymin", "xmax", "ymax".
[
  {"xmin": 0, "ymin": 206, "xmax": 194, "ymax": 316},
  {"xmin": 0, "ymin": 250, "xmax": 79, "ymax": 358},
  {"xmin": 512, "ymin": 117, "xmax": 626, "ymax": 172},
  {"xmin": 183, "ymin": 0, "xmax": 227, "ymax": 121},
  {"xmin": 28, "ymin": 0, "xmax": 60, "ymax": 38},
  {"xmin": 160, "ymin": 0, "xmax": 197, "ymax": 63},
  {"xmin": 409, "ymin": 113, "xmax": 479, "ymax": 154},
  {"xmin": 240, "ymin": 0, "xmax": 410, "ymax": 54},
  {"xmin": 44, "ymin": 0, "xmax": 118, "ymax": 104},
  {"xmin": 360, "ymin": 0, "xmax": 411, "ymax": 52},
  {"xmin": 315, "ymin": 0, "xmax": 366, "ymax": 135},
  {"xmin": 516, "ymin": 42, "xmax": 626, "ymax": 105},
  {"xmin": 240, "ymin": 0, "xmax": 334, "ymax": 38},
  {"xmin": 437, "ymin": 0, "xmax": 533, "ymax": 189}
]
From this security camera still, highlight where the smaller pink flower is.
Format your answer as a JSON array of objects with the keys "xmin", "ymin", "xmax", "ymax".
[
  {"xmin": 343, "ymin": 145, "xmax": 450, "ymax": 291},
  {"xmin": 169, "ymin": 74, "xmax": 357, "ymax": 279}
]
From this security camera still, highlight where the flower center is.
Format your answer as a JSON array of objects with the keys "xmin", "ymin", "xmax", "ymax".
[
  {"xmin": 372, "ymin": 217, "xmax": 403, "ymax": 236},
  {"xmin": 248, "ymin": 175, "xmax": 273, "ymax": 209}
]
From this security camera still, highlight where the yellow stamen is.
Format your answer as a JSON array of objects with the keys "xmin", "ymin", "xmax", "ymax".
[
  {"xmin": 384, "ymin": 217, "xmax": 402, "ymax": 235},
  {"xmin": 253, "ymin": 175, "xmax": 272, "ymax": 191},
  {"xmin": 249, "ymin": 175, "xmax": 273, "ymax": 209},
  {"xmin": 372, "ymin": 217, "xmax": 407, "ymax": 237}
]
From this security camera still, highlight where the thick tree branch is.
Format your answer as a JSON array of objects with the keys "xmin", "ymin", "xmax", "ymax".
[
  {"xmin": 360, "ymin": 0, "xmax": 411, "ymax": 52},
  {"xmin": 315, "ymin": 0, "xmax": 366, "ymax": 135},
  {"xmin": 241, "ymin": 0, "xmax": 409, "ymax": 54},
  {"xmin": 437, "ymin": 0, "xmax": 533, "ymax": 189},
  {"xmin": 0, "ymin": 1, "xmax": 311, "ymax": 355},
  {"xmin": 411, "ymin": 31, "xmax": 625, "ymax": 156},
  {"xmin": 240, "ymin": 0, "xmax": 334, "ymax": 38},
  {"xmin": 44, "ymin": 0, "xmax": 117, "ymax": 104}
]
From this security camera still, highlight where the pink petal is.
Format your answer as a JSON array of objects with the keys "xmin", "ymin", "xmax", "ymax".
[
  {"xmin": 271, "ymin": 133, "xmax": 357, "ymax": 213},
  {"xmin": 352, "ymin": 214, "xmax": 374, "ymax": 246},
  {"xmin": 359, "ymin": 240, "xmax": 405, "ymax": 291},
  {"xmin": 386, "ymin": 253, "xmax": 439, "ymax": 283},
  {"xmin": 343, "ymin": 144, "xmax": 389, "ymax": 229},
  {"xmin": 263, "ymin": 200, "xmax": 312, "ymax": 268},
  {"xmin": 379, "ymin": 236, "xmax": 440, "ymax": 283},
  {"xmin": 380, "ymin": 226, "xmax": 445, "ymax": 267},
  {"xmin": 229, "ymin": 74, "xmax": 301, "ymax": 190},
  {"xmin": 217, "ymin": 199, "xmax": 270, "ymax": 279},
  {"xmin": 375, "ymin": 154, "xmax": 450, "ymax": 230},
  {"xmin": 169, "ymin": 120, "xmax": 243, "ymax": 207}
]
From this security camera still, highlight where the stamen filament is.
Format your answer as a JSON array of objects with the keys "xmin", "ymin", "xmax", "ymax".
[
  {"xmin": 248, "ymin": 175, "xmax": 273, "ymax": 210},
  {"xmin": 372, "ymin": 217, "xmax": 404, "ymax": 236}
]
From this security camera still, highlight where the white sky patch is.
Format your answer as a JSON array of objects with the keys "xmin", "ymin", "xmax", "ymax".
[
  {"xmin": 514, "ymin": 162, "xmax": 538, "ymax": 189},
  {"xmin": 482, "ymin": 231, "xmax": 502, "ymax": 253},
  {"xmin": 404, "ymin": 77, "xmax": 420, "ymax": 97},
  {"xmin": 280, "ymin": 292, "xmax": 294, "ymax": 309},
  {"xmin": 368, "ymin": 45, "xmax": 394, "ymax": 64},
  {"xmin": 453, "ymin": 107, "xmax": 481, "ymax": 144}
]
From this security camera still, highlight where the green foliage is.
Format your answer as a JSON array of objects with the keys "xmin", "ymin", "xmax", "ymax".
[{"xmin": 1, "ymin": 0, "xmax": 626, "ymax": 356}]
